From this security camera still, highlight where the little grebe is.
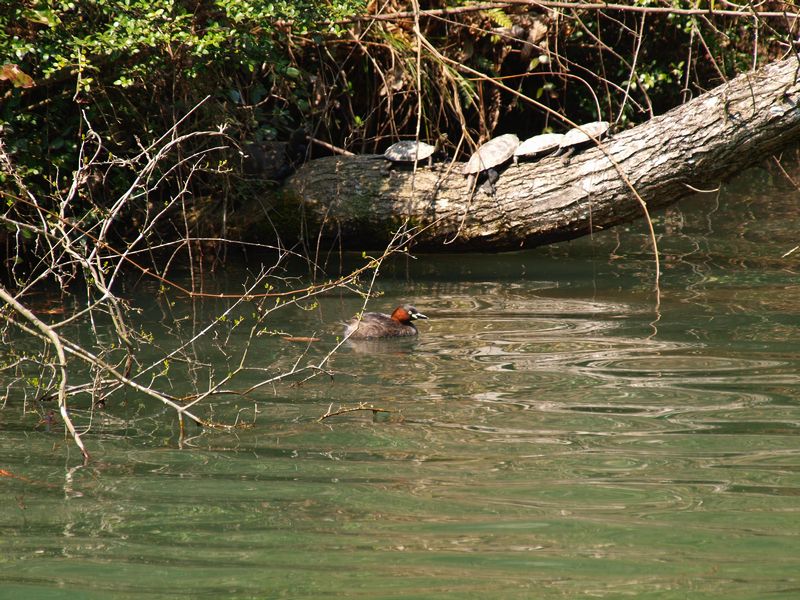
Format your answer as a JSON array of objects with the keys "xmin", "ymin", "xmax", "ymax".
[{"xmin": 344, "ymin": 305, "xmax": 428, "ymax": 339}]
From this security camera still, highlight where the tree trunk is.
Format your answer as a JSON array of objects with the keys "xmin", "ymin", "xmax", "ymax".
[{"xmin": 284, "ymin": 57, "xmax": 800, "ymax": 251}]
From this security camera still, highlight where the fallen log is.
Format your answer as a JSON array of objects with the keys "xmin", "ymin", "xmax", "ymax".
[{"xmin": 283, "ymin": 57, "xmax": 800, "ymax": 251}]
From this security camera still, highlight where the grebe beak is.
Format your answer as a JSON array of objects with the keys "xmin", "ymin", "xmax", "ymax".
[{"xmin": 412, "ymin": 311, "xmax": 428, "ymax": 320}]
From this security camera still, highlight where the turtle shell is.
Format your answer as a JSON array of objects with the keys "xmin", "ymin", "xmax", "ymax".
[
  {"xmin": 514, "ymin": 133, "xmax": 565, "ymax": 158},
  {"xmin": 462, "ymin": 134, "xmax": 520, "ymax": 175},
  {"xmin": 384, "ymin": 140, "xmax": 436, "ymax": 162},
  {"xmin": 559, "ymin": 121, "xmax": 610, "ymax": 149}
]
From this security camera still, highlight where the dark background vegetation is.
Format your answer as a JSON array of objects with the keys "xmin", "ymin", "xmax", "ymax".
[{"xmin": 1, "ymin": 1, "xmax": 797, "ymax": 257}]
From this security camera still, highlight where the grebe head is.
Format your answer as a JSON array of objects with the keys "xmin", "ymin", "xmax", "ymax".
[{"xmin": 390, "ymin": 305, "xmax": 428, "ymax": 323}]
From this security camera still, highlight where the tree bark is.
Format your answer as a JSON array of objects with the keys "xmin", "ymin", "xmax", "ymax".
[{"xmin": 284, "ymin": 57, "xmax": 800, "ymax": 251}]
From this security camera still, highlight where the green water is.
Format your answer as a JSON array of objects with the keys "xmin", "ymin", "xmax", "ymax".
[{"xmin": 2, "ymin": 164, "xmax": 800, "ymax": 598}]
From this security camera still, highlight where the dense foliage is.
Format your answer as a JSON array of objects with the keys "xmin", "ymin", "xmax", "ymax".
[
  {"xmin": 1, "ymin": 0, "xmax": 361, "ymax": 184},
  {"xmin": 1, "ymin": 1, "xmax": 797, "ymax": 242}
]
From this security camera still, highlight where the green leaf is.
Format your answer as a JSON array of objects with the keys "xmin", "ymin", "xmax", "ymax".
[
  {"xmin": 485, "ymin": 9, "xmax": 512, "ymax": 29},
  {"xmin": 22, "ymin": 7, "xmax": 61, "ymax": 27}
]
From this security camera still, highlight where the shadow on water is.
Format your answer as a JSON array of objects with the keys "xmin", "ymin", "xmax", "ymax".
[{"xmin": 2, "ymin": 164, "xmax": 800, "ymax": 598}]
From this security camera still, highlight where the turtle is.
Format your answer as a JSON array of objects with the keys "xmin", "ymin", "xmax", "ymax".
[
  {"xmin": 383, "ymin": 140, "xmax": 437, "ymax": 166},
  {"xmin": 557, "ymin": 121, "xmax": 610, "ymax": 164},
  {"xmin": 463, "ymin": 133, "xmax": 520, "ymax": 195},
  {"xmin": 513, "ymin": 133, "xmax": 565, "ymax": 165}
]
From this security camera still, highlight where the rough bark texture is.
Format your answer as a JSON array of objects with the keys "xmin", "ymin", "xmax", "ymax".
[{"xmin": 284, "ymin": 57, "xmax": 800, "ymax": 251}]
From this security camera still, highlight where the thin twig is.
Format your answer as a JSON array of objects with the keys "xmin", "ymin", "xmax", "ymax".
[
  {"xmin": 317, "ymin": 402, "xmax": 394, "ymax": 422},
  {"xmin": 333, "ymin": 1, "xmax": 800, "ymax": 26},
  {"xmin": 0, "ymin": 285, "xmax": 90, "ymax": 461}
]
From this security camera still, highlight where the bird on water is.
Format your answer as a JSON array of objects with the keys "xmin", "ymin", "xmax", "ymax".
[{"xmin": 344, "ymin": 305, "xmax": 428, "ymax": 339}]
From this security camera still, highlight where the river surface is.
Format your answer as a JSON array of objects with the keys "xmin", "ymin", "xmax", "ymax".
[{"xmin": 2, "ymin": 163, "xmax": 800, "ymax": 598}]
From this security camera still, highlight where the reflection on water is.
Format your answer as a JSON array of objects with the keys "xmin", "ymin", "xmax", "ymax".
[{"xmin": 3, "ymin": 166, "xmax": 800, "ymax": 598}]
